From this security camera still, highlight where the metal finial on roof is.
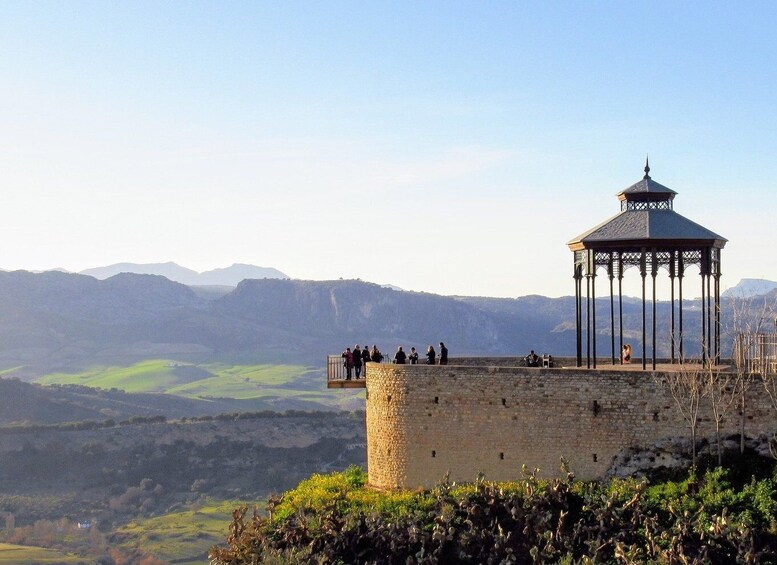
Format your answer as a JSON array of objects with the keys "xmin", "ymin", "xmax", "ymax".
[{"xmin": 643, "ymin": 155, "xmax": 651, "ymax": 179}]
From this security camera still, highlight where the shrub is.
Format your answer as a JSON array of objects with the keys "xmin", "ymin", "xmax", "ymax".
[{"xmin": 211, "ymin": 463, "xmax": 777, "ymax": 564}]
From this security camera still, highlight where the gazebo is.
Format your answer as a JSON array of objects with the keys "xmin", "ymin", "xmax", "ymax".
[{"xmin": 567, "ymin": 159, "xmax": 727, "ymax": 370}]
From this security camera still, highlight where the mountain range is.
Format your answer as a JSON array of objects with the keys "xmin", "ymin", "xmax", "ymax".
[
  {"xmin": 78, "ymin": 261, "xmax": 288, "ymax": 287},
  {"xmin": 40, "ymin": 262, "xmax": 777, "ymax": 300},
  {"xmin": 722, "ymin": 278, "xmax": 777, "ymax": 298},
  {"xmin": 0, "ymin": 270, "xmax": 773, "ymax": 378}
]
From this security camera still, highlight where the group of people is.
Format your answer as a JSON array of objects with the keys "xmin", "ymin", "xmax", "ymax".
[
  {"xmin": 341, "ymin": 342, "xmax": 448, "ymax": 379},
  {"xmin": 393, "ymin": 342, "xmax": 448, "ymax": 365},
  {"xmin": 340, "ymin": 344, "xmax": 384, "ymax": 380},
  {"xmin": 525, "ymin": 350, "xmax": 554, "ymax": 368}
]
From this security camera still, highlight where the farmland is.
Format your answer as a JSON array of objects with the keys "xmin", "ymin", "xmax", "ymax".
[{"xmin": 34, "ymin": 360, "xmax": 363, "ymax": 411}]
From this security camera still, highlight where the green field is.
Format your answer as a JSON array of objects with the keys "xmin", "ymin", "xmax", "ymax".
[
  {"xmin": 0, "ymin": 542, "xmax": 88, "ymax": 564},
  {"xmin": 113, "ymin": 499, "xmax": 262, "ymax": 564},
  {"xmin": 35, "ymin": 360, "xmax": 364, "ymax": 410},
  {"xmin": 0, "ymin": 500, "xmax": 261, "ymax": 564}
]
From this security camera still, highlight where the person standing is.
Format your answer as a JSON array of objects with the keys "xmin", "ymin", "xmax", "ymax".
[
  {"xmin": 341, "ymin": 347, "xmax": 354, "ymax": 380},
  {"xmin": 426, "ymin": 345, "xmax": 436, "ymax": 365},
  {"xmin": 439, "ymin": 342, "xmax": 448, "ymax": 365},
  {"xmin": 408, "ymin": 347, "xmax": 419, "ymax": 364},
  {"xmin": 394, "ymin": 346, "xmax": 407, "ymax": 364},
  {"xmin": 361, "ymin": 345, "xmax": 371, "ymax": 372},
  {"xmin": 353, "ymin": 345, "xmax": 363, "ymax": 379}
]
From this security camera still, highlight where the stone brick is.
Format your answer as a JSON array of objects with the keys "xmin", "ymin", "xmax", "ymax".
[{"xmin": 365, "ymin": 363, "xmax": 776, "ymax": 489}]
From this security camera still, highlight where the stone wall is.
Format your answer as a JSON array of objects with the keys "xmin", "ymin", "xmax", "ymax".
[{"xmin": 365, "ymin": 363, "xmax": 776, "ymax": 489}]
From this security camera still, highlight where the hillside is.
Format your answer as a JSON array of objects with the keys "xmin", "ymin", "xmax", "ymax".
[
  {"xmin": 0, "ymin": 410, "xmax": 366, "ymax": 558},
  {"xmin": 0, "ymin": 363, "xmax": 363, "ymax": 426},
  {"xmin": 0, "ymin": 271, "xmax": 772, "ymax": 376},
  {"xmin": 722, "ymin": 277, "xmax": 777, "ymax": 298}
]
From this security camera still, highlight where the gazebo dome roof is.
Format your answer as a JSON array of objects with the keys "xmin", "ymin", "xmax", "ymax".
[
  {"xmin": 568, "ymin": 209, "xmax": 726, "ymax": 248},
  {"xmin": 567, "ymin": 160, "xmax": 727, "ymax": 251},
  {"xmin": 616, "ymin": 158, "xmax": 677, "ymax": 204},
  {"xmin": 617, "ymin": 178, "xmax": 677, "ymax": 199}
]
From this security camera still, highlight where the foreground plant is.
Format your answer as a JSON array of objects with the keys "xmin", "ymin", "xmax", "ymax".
[{"xmin": 210, "ymin": 464, "xmax": 777, "ymax": 564}]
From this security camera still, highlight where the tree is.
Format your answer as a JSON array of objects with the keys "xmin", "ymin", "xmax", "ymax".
[
  {"xmin": 726, "ymin": 293, "xmax": 777, "ymax": 453},
  {"xmin": 655, "ymin": 357, "xmax": 708, "ymax": 467},
  {"xmin": 705, "ymin": 365, "xmax": 740, "ymax": 466}
]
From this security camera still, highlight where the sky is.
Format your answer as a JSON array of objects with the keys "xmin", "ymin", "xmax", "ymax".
[{"xmin": 1, "ymin": 1, "xmax": 776, "ymax": 298}]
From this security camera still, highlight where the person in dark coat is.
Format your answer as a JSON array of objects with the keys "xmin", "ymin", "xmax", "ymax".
[
  {"xmin": 353, "ymin": 345, "xmax": 363, "ymax": 378},
  {"xmin": 439, "ymin": 342, "xmax": 448, "ymax": 365},
  {"xmin": 426, "ymin": 345, "xmax": 436, "ymax": 365},
  {"xmin": 394, "ymin": 346, "xmax": 407, "ymax": 364},
  {"xmin": 361, "ymin": 345, "xmax": 371, "ymax": 374},
  {"xmin": 408, "ymin": 347, "xmax": 419, "ymax": 364},
  {"xmin": 341, "ymin": 347, "xmax": 354, "ymax": 380},
  {"xmin": 371, "ymin": 345, "xmax": 383, "ymax": 363}
]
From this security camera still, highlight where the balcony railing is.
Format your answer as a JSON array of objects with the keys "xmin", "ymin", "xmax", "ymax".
[
  {"xmin": 735, "ymin": 333, "xmax": 777, "ymax": 375},
  {"xmin": 325, "ymin": 355, "xmax": 560, "ymax": 388},
  {"xmin": 327, "ymin": 355, "xmax": 367, "ymax": 388}
]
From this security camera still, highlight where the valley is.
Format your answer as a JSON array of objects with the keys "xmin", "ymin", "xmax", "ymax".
[
  {"xmin": 0, "ymin": 356, "xmax": 366, "ymax": 564},
  {"xmin": 0, "ymin": 409, "xmax": 366, "ymax": 563},
  {"xmin": 0, "ymin": 271, "xmax": 772, "ymax": 562}
]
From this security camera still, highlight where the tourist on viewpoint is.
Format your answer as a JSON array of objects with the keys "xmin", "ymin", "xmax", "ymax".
[
  {"xmin": 426, "ymin": 345, "xmax": 436, "ymax": 365},
  {"xmin": 394, "ymin": 346, "xmax": 407, "ymax": 364},
  {"xmin": 361, "ymin": 345, "xmax": 370, "ymax": 367},
  {"xmin": 439, "ymin": 342, "xmax": 448, "ymax": 365},
  {"xmin": 341, "ymin": 347, "xmax": 354, "ymax": 380},
  {"xmin": 353, "ymin": 345, "xmax": 363, "ymax": 378},
  {"xmin": 622, "ymin": 344, "xmax": 632, "ymax": 364}
]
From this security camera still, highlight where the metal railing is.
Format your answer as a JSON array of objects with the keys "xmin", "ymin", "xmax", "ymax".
[
  {"xmin": 735, "ymin": 333, "xmax": 777, "ymax": 375},
  {"xmin": 327, "ymin": 355, "xmax": 370, "ymax": 384}
]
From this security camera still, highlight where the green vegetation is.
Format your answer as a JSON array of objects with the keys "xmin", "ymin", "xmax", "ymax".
[
  {"xmin": 113, "ymin": 499, "xmax": 263, "ymax": 564},
  {"xmin": 36, "ymin": 360, "xmax": 312, "ymax": 395},
  {"xmin": 211, "ymin": 461, "xmax": 777, "ymax": 564},
  {"xmin": 270, "ymin": 466, "xmax": 437, "ymax": 523},
  {"xmin": 0, "ymin": 542, "xmax": 88, "ymax": 564},
  {"xmin": 0, "ymin": 499, "xmax": 264, "ymax": 564},
  {"xmin": 35, "ymin": 360, "xmax": 363, "ymax": 410}
]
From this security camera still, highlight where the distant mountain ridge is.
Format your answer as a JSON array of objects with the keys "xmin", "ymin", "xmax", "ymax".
[
  {"xmin": 79, "ymin": 261, "xmax": 288, "ymax": 286},
  {"xmin": 0, "ymin": 271, "xmax": 764, "ymax": 378},
  {"xmin": 722, "ymin": 278, "xmax": 777, "ymax": 298}
]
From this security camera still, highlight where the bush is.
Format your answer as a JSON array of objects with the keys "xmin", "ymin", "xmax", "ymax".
[{"xmin": 211, "ymin": 463, "xmax": 777, "ymax": 564}]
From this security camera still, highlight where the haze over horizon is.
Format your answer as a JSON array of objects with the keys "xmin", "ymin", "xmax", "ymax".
[
  {"xmin": 0, "ymin": 260, "xmax": 770, "ymax": 303},
  {"xmin": 2, "ymin": 2, "xmax": 775, "ymax": 299}
]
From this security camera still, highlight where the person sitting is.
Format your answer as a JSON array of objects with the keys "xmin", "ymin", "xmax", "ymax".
[
  {"xmin": 622, "ymin": 344, "xmax": 632, "ymax": 364},
  {"xmin": 526, "ymin": 350, "xmax": 539, "ymax": 367}
]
